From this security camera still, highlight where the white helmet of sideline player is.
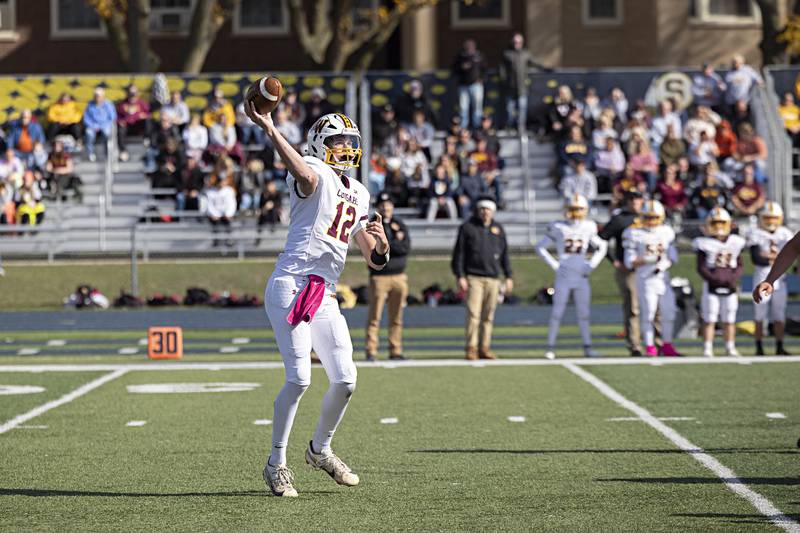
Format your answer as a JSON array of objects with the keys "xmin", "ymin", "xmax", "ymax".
[
  {"xmin": 307, "ymin": 112, "xmax": 363, "ymax": 173},
  {"xmin": 641, "ymin": 199, "xmax": 666, "ymax": 229},
  {"xmin": 564, "ymin": 193, "xmax": 589, "ymax": 221},
  {"xmin": 758, "ymin": 201, "xmax": 784, "ymax": 233},
  {"xmin": 705, "ymin": 206, "xmax": 732, "ymax": 238}
]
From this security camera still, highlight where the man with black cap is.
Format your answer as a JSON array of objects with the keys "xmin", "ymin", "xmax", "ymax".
[
  {"xmin": 599, "ymin": 189, "xmax": 646, "ymax": 356},
  {"xmin": 451, "ymin": 195, "xmax": 513, "ymax": 359},
  {"xmin": 365, "ymin": 192, "xmax": 411, "ymax": 361}
]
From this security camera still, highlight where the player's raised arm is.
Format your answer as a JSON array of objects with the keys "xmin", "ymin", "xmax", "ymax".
[
  {"xmin": 354, "ymin": 213, "xmax": 390, "ymax": 270},
  {"xmin": 753, "ymin": 230, "xmax": 800, "ymax": 302},
  {"xmin": 245, "ymin": 101, "xmax": 318, "ymax": 197}
]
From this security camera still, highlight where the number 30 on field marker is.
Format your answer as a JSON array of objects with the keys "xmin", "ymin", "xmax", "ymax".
[{"xmin": 148, "ymin": 327, "xmax": 183, "ymax": 359}]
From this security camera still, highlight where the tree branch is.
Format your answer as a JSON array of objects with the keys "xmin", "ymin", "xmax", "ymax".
[{"xmin": 181, "ymin": 0, "xmax": 239, "ymax": 74}]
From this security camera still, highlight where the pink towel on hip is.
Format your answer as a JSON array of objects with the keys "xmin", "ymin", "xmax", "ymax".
[{"xmin": 286, "ymin": 274, "xmax": 326, "ymax": 326}]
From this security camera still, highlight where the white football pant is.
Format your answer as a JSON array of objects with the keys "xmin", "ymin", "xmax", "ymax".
[
  {"xmin": 636, "ymin": 274, "xmax": 675, "ymax": 346},
  {"xmin": 265, "ymin": 273, "xmax": 357, "ymax": 465},
  {"xmin": 548, "ymin": 274, "xmax": 592, "ymax": 347},
  {"xmin": 701, "ymin": 282, "xmax": 739, "ymax": 324}
]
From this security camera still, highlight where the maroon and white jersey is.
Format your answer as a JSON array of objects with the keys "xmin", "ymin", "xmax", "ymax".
[
  {"xmin": 692, "ymin": 234, "xmax": 747, "ymax": 270},
  {"xmin": 275, "ymin": 156, "xmax": 370, "ymax": 283}
]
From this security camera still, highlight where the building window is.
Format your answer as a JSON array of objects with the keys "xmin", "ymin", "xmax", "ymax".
[
  {"xmin": 451, "ymin": 0, "xmax": 510, "ymax": 29},
  {"xmin": 233, "ymin": 0, "xmax": 289, "ymax": 35},
  {"xmin": 51, "ymin": 0, "xmax": 104, "ymax": 38},
  {"xmin": 690, "ymin": 0, "xmax": 759, "ymax": 24},
  {"xmin": 0, "ymin": 0, "xmax": 16, "ymax": 37},
  {"xmin": 582, "ymin": 0, "xmax": 623, "ymax": 26},
  {"xmin": 150, "ymin": 0, "xmax": 194, "ymax": 34}
]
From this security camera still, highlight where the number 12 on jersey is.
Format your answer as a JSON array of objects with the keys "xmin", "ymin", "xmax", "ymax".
[{"xmin": 326, "ymin": 201, "xmax": 357, "ymax": 244}]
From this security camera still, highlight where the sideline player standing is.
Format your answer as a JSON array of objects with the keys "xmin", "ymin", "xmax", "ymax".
[
  {"xmin": 534, "ymin": 194, "xmax": 607, "ymax": 359},
  {"xmin": 693, "ymin": 207, "xmax": 746, "ymax": 357},
  {"xmin": 245, "ymin": 103, "xmax": 389, "ymax": 498},
  {"xmin": 622, "ymin": 200, "xmax": 681, "ymax": 357},
  {"xmin": 747, "ymin": 202, "xmax": 793, "ymax": 355}
]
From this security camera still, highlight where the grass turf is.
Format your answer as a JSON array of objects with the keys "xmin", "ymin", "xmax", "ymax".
[
  {"xmin": 0, "ymin": 362, "xmax": 797, "ymax": 531},
  {"xmin": 0, "ymin": 253, "xmax": 756, "ymax": 310}
]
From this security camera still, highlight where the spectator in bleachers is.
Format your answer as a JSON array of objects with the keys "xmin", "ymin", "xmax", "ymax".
[
  {"xmin": 483, "ymin": 168, "xmax": 503, "ymax": 210},
  {"xmin": 447, "ymin": 115, "xmax": 463, "ymax": 138},
  {"xmin": 731, "ymin": 163, "xmax": 764, "ymax": 217},
  {"xmin": 30, "ymin": 142, "xmax": 48, "ymax": 179},
  {"xmin": 425, "ymin": 164, "xmax": 458, "ymax": 221},
  {"xmin": 182, "ymin": 114, "xmax": 208, "ymax": 162},
  {"xmin": 46, "ymin": 93, "xmax": 82, "ymax": 143},
  {"xmin": 656, "ymin": 164, "xmax": 688, "ymax": 220},
  {"xmin": 238, "ymin": 158, "xmax": 262, "ymax": 211},
  {"xmin": 235, "ymin": 100, "xmax": 266, "ymax": 147},
  {"xmin": 469, "ymin": 137, "xmax": 499, "ymax": 174},
  {"xmin": 116, "ymin": 85, "xmax": 150, "ymax": 162},
  {"xmin": 150, "ymin": 137, "xmax": 185, "ymax": 191},
  {"xmin": 384, "ymin": 125, "xmax": 411, "ymax": 159},
  {"xmin": 684, "ymin": 105, "xmax": 719, "ymax": 145},
  {"xmin": 401, "ymin": 138, "xmax": 430, "ymax": 206},
  {"xmin": 8, "ymin": 110, "xmax": 45, "ymax": 167},
  {"xmin": 688, "ymin": 129, "xmax": 720, "ymax": 169},
  {"xmin": 201, "ymin": 173, "xmax": 236, "ymax": 246},
  {"xmin": 475, "ymin": 115, "xmax": 500, "ymax": 155},
  {"xmin": 46, "ymin": 139, "xmax": 82, "ymax": 202},
  {"xmin": 145, "ymin": 115, "xmax": 181, "ymax": 171},
  {"xmin": 548, "ymin": 85, "xmax": 576, "ymax": 137},
  {"xmin": 603, "ymin": 87, "xmax": 629, "ymax": 126},
  {"xmin": 691, "ymin": 164, "xmax": 728, "ymax": 219},
  {"xmin": 208, "ymin": 113, "xmax": 243, "ymax": 164},
  {"xmin": 453, "ymin": 39, "xmax": 486, "ymax": 129},
  {"xmin": 560, "ymin": 159, "xmax": 597, "ymax": 204},
  {"xmin": 0, "ymin": 148, "xmax": 24, "ymax": 189},
  {"xmin": 302, "ymin": 87, "xmax": 334, "ymax": 133},
  {"xmin": 621, "ymin": 119, "xmax": 648, "ymax": 155},
  {"xmin": 150, "ymin": 73, "xmax": 169, "ymax": 111},
  {"xmin": 367, "ymin": 153, "xmax": 387, "ymax": 196},
  {"xmin": 582, "ymin": 87, "xmax": 603, "ymax": 130},
  {"xmin": 279, "ymin": 87, "xmax": 305, "ymax": 129},
  {"xmin": 726, "ymin": 122, "xmax": 767, "ymax": 182},
  {"xmin": 558, "ymin": 125, "xmax": 590, "ymax": 176},
  {"xmin": 594, "ymin": 136, "xmax": 626, "ymax": 189},
  {"xmin": 274, "ymin": 108, "xmax": 302, "ymax": 150},
  {"xmin": 628, "ymin": 139, "xmax": 659, "ymax": 192},
  {"xmin": 499, "ymin": 32, "xmax": 547, "ymax": 131},
  {"xmin": 407, "ymin": 109, "xmax": 435, "ymax": 161},
  {"xmin": 160, "ymin": 91, "xmax": 190, "ymax": 131},
  {"xmin": 650, "ymin": 99, "xmax": 681, "ymax": 151},
  {"xmin": 724, "ymin": 54, "xmax": 763, "ymax": 110},
  {"xmin": 676, "ymin": 156, "xmax": 694, "ymax": 186},
  {"xmin": 83, "ymin": 88, "xmax": 117, "ymax": 162},
  {"xmin": 692, "ymin": 62, "xmax": 727, "ymax": 111},
  {"xmin": 176, "ymin": 156, "xmax": 205, "ymax": 212},
  {"xmin": 456, "ymin": 160, "xmax": 488, "ymax": 218},
  {"xmin": 628, "ymin": 99, "xmax": 651, "ymax": 128},
  {"xmin": 256, "ymin": 179, "xmax": 283, "ymax": 239},
  {"xmin": 778, "ymin": 92, "xmax": 800, "ymax": 144},
  {"xmin": 591, "ymin": 113, "xmax": 618, "ymax": 151},
  {"xmin": 442, "ymin": 135, "xmax": 467, "ymax": 175},
  {"xmin": 15, "ymin": 171, "xmax": 45, "ymax": 226},
  {"xmin": 383, "ymin": 157, "xmax": 409, "ymax": 208},
  {"xmin": 396, "ymin": 80, "xmax": 437, "ymax": 127},
  {"xmin": 659, "ymin": 124, "xmax": 686, "ymax": 167},
  {"xmin": 0, "ymin": 181, "xmax": 14, "ymax": 224},
  {"xmin": 730, "ymin": 99, "xmax": 753, "ymax": 134},
  {"xmin": 715, "ymin": 119, "xmax": 738, "ymax": 161},
  {"xmin": 456, "ymin": 127, "xmax": 476, "ymax": 160},
  {"xmin": 202, "ymin": 87, "xmax": 235, "ymax": 129},
  {"xmin": 372, "ymin": 104, "xmax": 398, "ymax": 154}
]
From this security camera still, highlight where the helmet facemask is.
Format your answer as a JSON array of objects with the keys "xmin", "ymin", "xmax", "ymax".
[
  {"xmin": 565, "ymin": 206, "xmax": 588, "ymax": 221},
  {"xmin": 323, "ymin": 134, "xmax": 362, "ymax": 172},
  {"xmin": 760, "ymin": 215, "xmax": 782, "ymax": 233}
]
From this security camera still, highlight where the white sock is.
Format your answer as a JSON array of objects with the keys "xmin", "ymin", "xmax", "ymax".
[
  {"xmin": 725, "ymin": 340, "xmax": 736, "ymax": 352},
  {"xmin": 703, "ymin": 340, "xmax": 713, "ymax": 353},
  {"xmin": 312, "ymin": 381, "xmax": 356, "ymax": 455},
  {"xmin": 269, "ymin": 381, "xmax": 307, "ymax": 466}
]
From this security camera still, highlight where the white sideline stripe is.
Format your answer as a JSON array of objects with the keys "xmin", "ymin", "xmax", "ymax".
[
  {"xmin": 0, "ymin": 356, "xmax": 798, "ymax": 373},
  {"xmin": 607, "ymin": 416, "xmax": 696, "ymax": 422},
  {"xmin": 231, "ymin": 338, "xmax": 250, "ymax": 345},
  {"xmin": 16, "ymin": 425, "xmax": 47, "ymax": 429},
  {"xmin": 220, "ymin": 347, "xmax": 240, "ymax": 354},
  {"xmin": 766, "ymin": 412, "xmax": 786, "ymax": 419},
  {"xmin": 126, "ymin": 420, "xmax": 146, "ymax": 427},
  {"xmin": 507, "ymin": 416, "xmax": 526, "ymax": 423},
  {"xmin": 17, "ymin": 348, "xmax": 39, "ymax": 356},
  {"xmin": 253, "ymin": 419, "xmax": 272, "ymax": 426},
  {"xmin": 380, "ymin": 417, "xmax": 398, "ymax": 424},
  {"xmin": 564, "ymin": 362, "xmax": 800, "ymax": 533},
  {"xmin": 46, "ymin": 340, "xmax": 66, "ymax": 347},
  {"xmin": 0, "ymin": 369, "xmax": 127, "ymax": 435},
  {"xmin": 118, "ymin": 348, "xmax": 138, "ymax": 355}
]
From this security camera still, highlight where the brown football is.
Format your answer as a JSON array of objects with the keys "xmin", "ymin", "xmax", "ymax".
[{"xmin": 246, "ymin": 76, "xmax": 283, "ymax": 115}]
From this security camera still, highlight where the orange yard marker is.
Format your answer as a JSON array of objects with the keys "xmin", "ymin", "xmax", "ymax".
[{"xmin": 147, "ymin": 327, "xmax": 183, "ymax": 359}]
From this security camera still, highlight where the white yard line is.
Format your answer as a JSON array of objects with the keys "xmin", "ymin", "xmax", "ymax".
[
  {"xmin": 563, "ymin": 362, "xmax": 800, "ymax": 533},
  {"xmin": 0, "ymin": 356, "xmax": 797, "ymax": 373},
  {"xmin": 0, "ymin": 369, "xmax": 128, "ymax": 435},
  {"xmin": 126, "ymin": 420, "xmax": 147, "ymax": 427}
]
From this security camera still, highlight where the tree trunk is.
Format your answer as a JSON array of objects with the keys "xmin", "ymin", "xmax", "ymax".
[
  {"xmin": 101, "ymin": 7, "xmax": 131, "ymax": 71},
  {"xmin": 181, "ymin": 0, "xmax": 239, "ymax": 74},
  {"xmin": 127, "ymin": 0, "xmax": 152, "ymax": 72},
  {"xmin": 755, "ymin": 0, "xmax": 786, "ymax": 65}
]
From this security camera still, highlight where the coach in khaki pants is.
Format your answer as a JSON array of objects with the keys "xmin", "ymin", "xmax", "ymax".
[
  {"xmin": 365, "ymin": 192, "xmax": 411, "ymax": 361},
  {"xmin": 451, "ymin": 196, "xmax": 513, "ymax": 360}
]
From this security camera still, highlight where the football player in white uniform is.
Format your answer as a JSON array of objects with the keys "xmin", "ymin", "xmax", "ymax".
[
  {"xmin": 747, "ymin": 202, "xmax": 793, "ymax": 355},
  {"xmin": 692, "ymin": 207, "xmax": 746, "ymax": 357},
  {"xmin": 534, "ymin": 194, "xmax": 608, "ymax": 359},
  {"xmin": 245, "ymin": 104, "xmax": 389, "ymax": 497},
  {"xmin": 622, "ymin": 200, "xmax": 681, "ymax": 357}
]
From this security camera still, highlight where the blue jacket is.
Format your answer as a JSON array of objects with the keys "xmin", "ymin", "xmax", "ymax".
[
  {"xmin": 7, "ymin": 120, "xmax": 45, "ymax": 149},
  {"xmin": 83, "ymin": 100, "xmax": 117, "ymax": 131}
]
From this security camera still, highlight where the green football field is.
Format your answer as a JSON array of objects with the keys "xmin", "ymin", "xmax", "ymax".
[{"xmin": 0, "ymin": 325, "xmax": 799, "ymax": 531}]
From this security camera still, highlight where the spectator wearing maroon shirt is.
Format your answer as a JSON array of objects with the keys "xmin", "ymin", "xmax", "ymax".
[
  {"xmin": 656, "ymin": 164, "xmax": 688, "ymax": 219},
  {"xmin": 45, "ymin": 139, "xmax": 82, "ymax": 202},
  {"xmin": 468, "ymin": 137, "xmax": 499, "ymax": 174},
  {"xmin": 731, "ymin": 164, "xmax": 765, "ymax": 217},
  {"xmin": 612, "ymin": 164, "xmax": 645, "ymax": 208},
  {"xmin": 116, "ymin": 85, "xmax": 150, "ymax": 162}
]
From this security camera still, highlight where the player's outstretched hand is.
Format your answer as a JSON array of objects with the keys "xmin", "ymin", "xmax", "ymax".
[
  {"xmin": 753, "ymin": 281, "xmax": 773, "ymax": 303},
  {"xmin": 245, "ymin": 100, "xmax": 274, "ymax": 132},
  {"xmin": 367, "ymin": 212, "xmax": 389, "ymax": 253}
]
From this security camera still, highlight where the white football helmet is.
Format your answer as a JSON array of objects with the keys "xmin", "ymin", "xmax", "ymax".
[
  {"xmin": 307, "ymin": 112, "xmax": 362, "ymax": 172},
  {"xmin": 565, "ymin": 194, "xmax": 589, "ymax": 221},
  {"xmin": 758, "ymin": 201, "xmax": 784, "ymax": 232},
  {"xmin": 705, "ymin": 206, "xmax": 732, "ymax": 237},
  {"xmin": 642, "ymin": 199, "xmax": 666, "ymax": 229}
]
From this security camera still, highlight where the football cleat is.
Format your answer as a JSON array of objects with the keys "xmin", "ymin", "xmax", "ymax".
[
  {"xmin": 703, "ymin": 346, "xmax": 714, "ymax": 358},
  {"xmin": 645, "ymin": 345, "xmax": 658, "ymax": 357},
  {"xmin": 305, "ymin": 442, "xmax": 359, "ymax": 487},
  {"xmin": 545, "ymin": 350, "xmax": 556, "ymax": 360},
  {"xmin": 659, "ymin": 343, "xmax": 681, "ymax": 356},
  {"xmin": 263, "ymin": 461, "xmax": 299, "ymax": 497},
  {"xmin": 725, "ymin": 346, "xmax": 741, "ymax": 357},
  {"xmin": 583, "ymin": 346, "xmax": 601, "ymax": 358},
  {"xmin": 777, "ymin": 346, "xmax": 792, "ymax": 356}
]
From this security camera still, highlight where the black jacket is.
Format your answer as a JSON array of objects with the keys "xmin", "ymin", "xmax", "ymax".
[
  {"xmin": 598, "ymin": 207, "xmax": 639, "ymax": 264},
  {"xmin": 451, "ymin": 216, "xmax": 512, "ymax": 279},
  {"xmin": 452, "ymin": 50, "xmax": 486, "ymax": 86},
  {"xmin": 369, "ymin": 215, "xmax": 411, "ymax": 276},
  {"xmin": 499, "ymin": 47, "xmax": 547, "ymax": 96}
]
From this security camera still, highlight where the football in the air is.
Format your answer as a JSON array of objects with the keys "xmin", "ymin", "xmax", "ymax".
[{"xmin": 246, "ymin": 76, "xmax": 283, "ymax": 115}]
